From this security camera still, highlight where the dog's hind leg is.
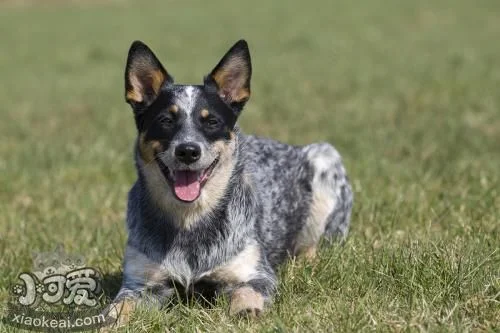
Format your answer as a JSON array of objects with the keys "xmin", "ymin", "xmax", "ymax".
[{"xmin": 294, "ymin": 143, "xmax": 353, "ymax": 259}]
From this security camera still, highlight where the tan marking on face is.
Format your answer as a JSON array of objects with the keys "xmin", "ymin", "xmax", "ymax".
[
  {"xmin": 229, "ymin": 286, "xmax": 264, "ymax": 317},
  {"xmin": 151, "ymin": 140, "xmax": 162, "ymax": 152},
  {"xmin": 140, "ymin": 136, "xmax": 237, "ymax": 229},
  {"xmin": 204, "ymin": 243, "xmax": 260, "ymax": 283},
  {"xmin": 168, "ymin": 104, "xmax": 178, "ymax": 113},
  {"xmin": 200, "ymin": 109, "xmax": 209, "ymax": 118},
  {"xmin": 138, "ymin": 134, "xmax": 163, "ymax": 164}
]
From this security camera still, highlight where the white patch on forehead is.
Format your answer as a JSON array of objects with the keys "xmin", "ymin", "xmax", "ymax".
[{"xmin": 176, "ymin": 86, "xmax": 198, "ymax": 117}]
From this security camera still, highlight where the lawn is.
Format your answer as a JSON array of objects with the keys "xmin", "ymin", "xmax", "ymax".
[{"xmin": 0, "ymin": 0, "xmax": 499, "ymax": 331}]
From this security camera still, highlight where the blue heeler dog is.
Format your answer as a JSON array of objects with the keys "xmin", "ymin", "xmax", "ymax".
[{"xmin": 105, "ymin": 39, "xmax": 353, "ymax": 326}]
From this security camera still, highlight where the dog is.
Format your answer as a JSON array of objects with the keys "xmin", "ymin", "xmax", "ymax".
[{"xmin": 104, "ymin": 39, "xmax": 353, "ymax": 326}]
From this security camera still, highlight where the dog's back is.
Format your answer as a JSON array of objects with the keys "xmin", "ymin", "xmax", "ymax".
[{"xmin": 241, "ymin": 134, "xmax": 353, "ymax": 265}]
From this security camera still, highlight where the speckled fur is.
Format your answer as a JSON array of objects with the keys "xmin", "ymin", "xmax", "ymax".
[{"xmin": 107, "ymin": 40, "xmax": 353, "ymax": 324}]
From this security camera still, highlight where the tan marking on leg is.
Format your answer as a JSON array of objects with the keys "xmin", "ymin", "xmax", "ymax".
[
  {"xmin": 294, "ymin": 191, "xmax": 336, "ymax": 256},
  {"xmin": 200, "ymin": 109, "xmax": 209, "ymax": 118},
  {"xmin": 101, "ymin": 298, "xmax": 137, "ymax": 331},
  {"xmin": 302, "ymin": 245, "xmax": 317, "ymax": 261},
  {"xmin": 229, "ymin": 286, "xmax": 264, "ymax": 318},
  {"xmin": 204, "ymin": 243, "xmax": 260, "ymax": 283}
]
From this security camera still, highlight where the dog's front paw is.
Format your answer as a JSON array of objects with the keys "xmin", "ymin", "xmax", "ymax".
[
  {"xmin": 99, "ymin": 298, "xmax": 137, "ymax": 331},
  {"xmin": 229, "ymin": 286, "xmax": 264, "ymax": 318}
]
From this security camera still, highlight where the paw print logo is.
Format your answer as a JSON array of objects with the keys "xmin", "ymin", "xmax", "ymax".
[
  {"xmin": 12, "ymin": 284, "xmax": 24, "ymax": 295},
  {"xmin": 35, "ymin": 283, "xmax": 45, "ymax": 294},
  {"xmin": 45, "ymin": 268, "xmax": 56, "ymax": 275},
  {"xmin": 65, "ymin": 257, "xmax": 84, "ymax": 270}
]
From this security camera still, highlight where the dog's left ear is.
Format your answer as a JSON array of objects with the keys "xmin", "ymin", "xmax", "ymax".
[{"xmin": 205, "ymin": 40, "xmax": 252, "ymax": 111}]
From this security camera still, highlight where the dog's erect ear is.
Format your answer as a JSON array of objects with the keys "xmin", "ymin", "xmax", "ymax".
[
  {"xmin": 206, "ymin": 40, "xmax": 252, "ymax": 109},
  {"xmin": 125, "ymin": 41, "xmax": 173, "ymax": 107}
]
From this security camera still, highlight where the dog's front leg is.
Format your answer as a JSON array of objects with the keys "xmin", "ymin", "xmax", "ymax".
[
  {"xmin": 101, "ymin": 288, "xmax": 139, "ymax": 329},
  {"xmin": 227, "ymin": 264, "xmax": 277, "ymax": 317},
  {"xmin": 229, "ymin": 281, "xmax": 267, "ymax": 317},
  {"xmin": 210, "ymin": 242, "xmax": 277, "ymax": 317},
  {"xmin": 102, "ymin": 283, "xmax": 174, "ymax": 329},
  {"xmin": 102, "ymin": 246, "xmax": 174, "ymax": 329}
]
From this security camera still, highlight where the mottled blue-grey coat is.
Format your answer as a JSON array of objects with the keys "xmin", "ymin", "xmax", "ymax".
[{"xmin": 105, "ymin": 39, "xmax": 353, "ymax": 324}]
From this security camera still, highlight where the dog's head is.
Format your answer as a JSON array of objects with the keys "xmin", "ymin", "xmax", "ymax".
[{"xmin": 125, "ymin": 40, "xmax": 251, "ymax": 204}]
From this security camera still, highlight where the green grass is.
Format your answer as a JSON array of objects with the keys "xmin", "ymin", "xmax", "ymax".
[{"xmin": 0, "ymin": 0, "xmax": 499, "ymax": 331}]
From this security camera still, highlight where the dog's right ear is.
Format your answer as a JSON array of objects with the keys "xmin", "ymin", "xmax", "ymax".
[{"xmin": 125, "ymin": 41, "xmax": 173, "ymax": 108}]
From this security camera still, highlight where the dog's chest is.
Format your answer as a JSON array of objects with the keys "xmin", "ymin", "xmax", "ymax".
[
  {"xmin": 159, "ymin": 242, "xmax": 260, "ymax": 287},
  {"xmin": 160, "ymin": 249, "xmax": 194, "ymax": 286}
]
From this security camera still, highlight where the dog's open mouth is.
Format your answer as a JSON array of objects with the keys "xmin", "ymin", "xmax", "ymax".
[{"xmin": 157, "ymin": 158, "xmax": 219, "ymax": 202}]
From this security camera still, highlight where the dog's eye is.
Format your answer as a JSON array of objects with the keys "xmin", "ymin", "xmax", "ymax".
[
  {"xmin": 158, "ymin": 115, "xmax": 174, "ymax": 127},
  {"xmin": 205, "ymin": 117, "xmax": 219, "ymax": 128}
]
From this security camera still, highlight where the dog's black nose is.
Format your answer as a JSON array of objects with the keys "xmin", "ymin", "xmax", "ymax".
[{"xmin": 175, "ymin": 143, "xmax": 201, "ymax": 164}]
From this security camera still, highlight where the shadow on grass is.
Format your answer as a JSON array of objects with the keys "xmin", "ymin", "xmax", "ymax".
[
  {"xmin": 100, "ymin": 271, "xmax": 220, "ymax": 309},
  {"xmin": 101, "ymin": 271, "xmax": 122, "ymax": 301}
]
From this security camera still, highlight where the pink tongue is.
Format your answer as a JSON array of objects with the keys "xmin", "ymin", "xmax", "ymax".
[{"xmin": 174, "ymin": 171, "xmax": 201, "ymax": 202}]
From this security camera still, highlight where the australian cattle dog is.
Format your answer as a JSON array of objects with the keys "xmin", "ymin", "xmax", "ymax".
[{"xmin": 105, "ymin": 39, "xmax": 353, "ymax": 326}]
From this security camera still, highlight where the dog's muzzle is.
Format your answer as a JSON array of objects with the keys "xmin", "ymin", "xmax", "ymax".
[{"xmin": 157, "ymin": 157, "xmax": 219, "ymax": 202}]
